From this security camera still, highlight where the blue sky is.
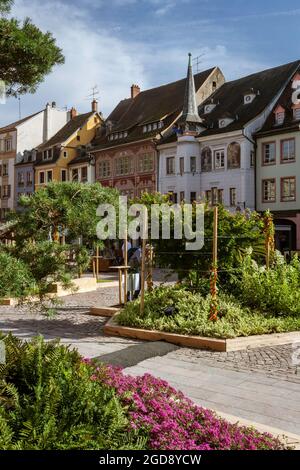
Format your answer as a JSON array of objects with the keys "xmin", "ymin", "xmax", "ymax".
[{"xmin": 1, "ymin": 0, "xmax": 300, "ymax": 126}]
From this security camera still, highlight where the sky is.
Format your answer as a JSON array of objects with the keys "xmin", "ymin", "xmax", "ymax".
[{"xmin": 1, "ymin": 0, "xmax": 300, "ymax": 126}]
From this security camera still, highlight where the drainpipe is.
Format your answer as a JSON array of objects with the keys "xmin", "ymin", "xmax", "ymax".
[{"xmin": 242, "ymin": 129, "xmax": 257, "ymax": 211}]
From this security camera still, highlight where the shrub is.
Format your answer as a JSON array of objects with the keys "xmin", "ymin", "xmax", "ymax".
[
  {"xmin": 0, "ymin": 251, "xmax": 35, "ymax": 299},
  {"xmin": 97, "ymin": 364, "xmax": 287, "ymax": 450},
  {"xmin": 0, "ymin": 335, "xmax": 145, "ymax": 450},
  {"xmin": 117, "ymin": 285, "xmax": 300, "ymax": 338},
  {"xmin": 235, "ymin": 252, "xmax": 300, "ymax": 316}
]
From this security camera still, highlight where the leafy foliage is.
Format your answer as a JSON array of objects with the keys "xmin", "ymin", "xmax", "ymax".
[
  {"xmin": 0, "ymin": 0, "xmax": 64, "ymax": 96},
  {"xmin": 0, "ymin": 335, "xmax": 144, "ymax": 450},
  {"xmin": 118, "ymin": 285, "xmax": 300, "ymax": 339},
  {"xmin": 0, "ymin": 251, "xmax": 34, "ymax": 299},
  {"xmin": 234, "ymin": 252, "xmax": 300, "ymax": 316}
]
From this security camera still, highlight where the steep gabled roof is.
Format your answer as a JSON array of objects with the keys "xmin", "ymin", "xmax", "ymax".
[
  {"xmin": 256, "ymin": 67, "xmax": 300, "ymax": 136},
  {"xmin": 37, "ymin": 112, "xmax": 94, "ymax": 151},
  {"xmin": 0, "ymin": 110, "xmax": 42, "ymax": 133},
  {"xmin": 199, "ymin": 60, "xmax": 300, "ymax": 137},
  {"xmin": 92, "ymin": 67, "xmax": 216, "ymax": 151},
  {"xmin": 35, "ymin": 112, "xmax": 95, "ymax": 167}
]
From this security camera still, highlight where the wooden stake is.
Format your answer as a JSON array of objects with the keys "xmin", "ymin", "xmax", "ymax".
[
  {"xmin": 210, "ymin": 206, "xmax": 218, "ymax": 321},
  {"xmin": 140, "ymin": 212, "xmax": 148, "ymax": 315},
  {"xmin": 213, "ymin": 206, "xmax": 218, "ymax": 268},
  {"xmin": 96, "ymin": 246, "xmax": 99, "ymax": 281},
  {"xmin": 124, "ymin": 229, "xmax": 128, "ymax": 305},
  {"xmin": 118, "ymin": 268, "xmax": 122, "ymax": 305}
]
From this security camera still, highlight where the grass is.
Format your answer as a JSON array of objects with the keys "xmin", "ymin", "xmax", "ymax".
[{"xmin": 117, "ymin": 286, "xmax": 300, "ymax": 339}]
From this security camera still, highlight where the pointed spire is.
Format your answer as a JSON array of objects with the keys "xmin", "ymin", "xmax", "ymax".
[{"xmin": 181, "ymin": 53, "xmax": 201, "ymax": 126}]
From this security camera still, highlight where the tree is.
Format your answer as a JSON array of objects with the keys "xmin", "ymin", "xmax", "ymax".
[{"xmin": 0, "ymin": 0, "xmax": 64, "ymax": 96}]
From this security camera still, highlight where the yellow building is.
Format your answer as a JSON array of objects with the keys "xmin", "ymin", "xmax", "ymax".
[{"xmin": 34, "ymin": 103, "xmax": 102, "ymax": 188}]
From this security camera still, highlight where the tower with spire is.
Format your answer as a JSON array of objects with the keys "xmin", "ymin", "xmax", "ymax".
[{"xmin": 179, "ymin": 53, "xmax": 202, "ymax": 134}]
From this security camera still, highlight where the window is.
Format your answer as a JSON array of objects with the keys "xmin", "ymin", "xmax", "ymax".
[
  {"xmin": 275, "ymin": 111, "xmax": 285, "ymax": 125},
  {"xmin": 201, "ymin": 147, "xmax": 212, "ymax": 172},
  {"xmin": 206, "ymin": 190, "xmax": 212, "ymax": 204},
  {"xmin": 26, "ymin": 171, "xmax": 33, "ymax": 185},
  {"xmin": 281, "ymin": 139, "xmax": 295, "ymax": 163},
  {"xmin": 61, "ymin": 169, "xmax": 67, "ymax": 182},
  {"xmin": 99, "ymin": 160, "xmax": 111, "ymax": 178},
  {"xmin": 81, "ymin": 166, "xmax": 88, "ymax": 182},
  {"xmin": 281, "ymin": 177, "xmax": 296, "ymax": 202},
  {"xmin": 190, "ymin": 156, "xmax": 196, "ymax": 173},
  {"xmin": 18, "ymin": 172, "xmax": 24, "ymax": 186},
  {"xmin": 77, "ymin": 135, "xmax": 81, "ymax": 141},
  {"xmin": 212, "ymin": 187, "xmax": 218, "ymax": 205},
  {"xmin": 72, "ymin": 168, "xmax": 79, "ymax": 181},
  {"xmin": 230, "ymin": 188, "xmax": 236, "ymax": 207},
  {"xmin": 179, "ymin": 157, "xmax": 184, "ymax": 175},
  {"xmin": 262, "ymin": 179, "xmax": 276, "ymax": 203},
  {"xmin": 166, "ymin": 157, "xmax": 175, "ymax": 175},
  {"xmin": 190, "ymin": 192, "xmax": 196, "ymax": 203},
  {"xmin": 2, "ymin": 163, "xmax": 8, "ymax": 176},
  {"xmin": 4, "ymin": 138, "xmax": 12, "ymax": 152},
  {"xmin": 2, "ymin": 185, "xmax": 11, "ymax": 198},
  {"xmin": 218, "ymin": 189, "xmax": 224, "ymax": 204},
  {"xmin": 116, "ymin": 156, "xmax": 132, "ymax": 175},
  {"xmin": 294, "ymin": 108, "xmax": 300, "ymax": 120},
  {"xmin": 180, "ymin": 191, "xmax": 185, "ymax": 202},
  {"xmin": 263, "ymin": 142, "xmax": 276, "ymax": 165},
  {"xmin": 43, "ymin": 149, "xmax": 52, "ymax": 160},
  {"xmin": 47, "ymin": 170, "xmax": 52, "ymax": 182},
  {"xmin": 63, "ymin": 151, "xmax": 68, "ymax": 158},
  {"xmin": 227, "ymin": 142, "xmax": 241, "ymax": 169},
  {"xmin": 39, "ymin": 172, "xmax": 45, "ymax": 184},
  {"xmin": 139, "ymin": 153, "xmax": 153, "ymax": 173},
  {"xmin": 214, "ymin": 149, "xmax": 225, "ymax": 169}
]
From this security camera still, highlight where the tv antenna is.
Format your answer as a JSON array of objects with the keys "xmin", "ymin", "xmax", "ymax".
[
  {"xmin": 85, "ymin": 85, "xmax": 100, "ymax": 101},
  {"xmin": 192, "ymin": 52, "xmax": 206, "ymax": 73}
]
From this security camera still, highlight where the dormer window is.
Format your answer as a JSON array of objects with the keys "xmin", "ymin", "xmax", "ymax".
[
  {"xmin": 244, "ymin": 94, "xmax": 255, "ymax": 104},
  {"xmin": 243, "ymin": 88, "xmax": 259, "ymax": 105},
  {"xmin": 294, "ymin": 108, "xmax": 300, "ymax": 121},
  {"xmin": 43, "ymin": 149, "xmax": 52, "ymax": 160},
  {"xmin": 218, "ymin": 117, "xmax": 234, "ymax": 128},
  {"xmin": 142, "ymin": 121, "xmax": 163, "ymax": 133},
  {"xmin": 274, "ymin": 105, "xmax": 285, "ymax": 125},
  {"xmin": 292, "ymin": 72, "xmax": 300, "ymax": 90},
  {"xmin": 205, "ymin": 104, "xmax": 216, "ymax": 114}
]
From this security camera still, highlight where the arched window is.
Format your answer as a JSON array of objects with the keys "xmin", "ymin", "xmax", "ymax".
[
  {"xmin": 227, "ymin": 142, "xmax": 241, "ymax": 169},
  {"xmin": 201, "ymin": 147, "xmax": 212, "ymax": 172}
]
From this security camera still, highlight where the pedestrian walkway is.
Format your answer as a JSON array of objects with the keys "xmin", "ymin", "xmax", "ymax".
[{"xmin": 0, "ymin": 287, "xmax": 299, "ymax": 439}]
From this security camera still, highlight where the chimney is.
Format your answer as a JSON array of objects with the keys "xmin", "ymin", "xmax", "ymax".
[
  {"xmin": 92, "ymin": 99, "xmax": 98, "ymax": 112},
  {"xmin": 131, "ymin": 84, "xmax": 140, "ymax": 99},
  {"xmin": 70, "ymin": 107, "xmax": 77, "ymax": 119}
]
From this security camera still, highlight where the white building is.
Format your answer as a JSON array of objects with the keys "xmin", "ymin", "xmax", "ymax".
[
  {"xmin": 158, "ymin": 60, "xmax": 300, "ymax": 212},
  {"xmin": 0, "ymin": 103, "xmax": 68, "ymax": 218},
  {"xmin": 256, "ymin": 70, "xmax": 300, "ymax": 251}
]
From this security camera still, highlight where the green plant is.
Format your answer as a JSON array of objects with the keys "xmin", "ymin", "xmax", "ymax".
[
  {"xmin": 234, "ymin": 252, "xmax": 300, "ymax": 316},
  {"xmin": 117, "ymin": 285, "xmax": 300, "ymax": 339},
  {"xmin": 0, "ymin": 251, "xmax": 35, "ymax": 299},
  {"xmin": 0, "ymin": 335, "xmax": 145, "ymax": 450}
]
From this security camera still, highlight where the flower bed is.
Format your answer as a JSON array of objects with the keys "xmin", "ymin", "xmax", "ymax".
[
  {"xmin": 95, "ymin": 362, "xmax": 287, "ymax": 450},
  {"xmin": 117, "ymin": 286, "xmax": 300, "ymax": 339}
]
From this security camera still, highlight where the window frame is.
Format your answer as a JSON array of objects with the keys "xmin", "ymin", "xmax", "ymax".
[
  {"xmin": 166, "ymin": 156, "xmax": 175, "ymax": 175},
  {"xmin": 262, "ymin": 178, "xmax": 276, "ymax": 203},
  {"xmin": 280, "ymin": 176, "xmax": 296, "ymax": 202},
  {"xmin": 213, "ymin": 149, "xmax": 225, "ymax": 170},
  {"xmin": 262, "ymin": 142, "xmax": 276, "ymax": 166},
  {"xmin": 280, "ymin": 138, "xmax": 296, "ymax": 164}
]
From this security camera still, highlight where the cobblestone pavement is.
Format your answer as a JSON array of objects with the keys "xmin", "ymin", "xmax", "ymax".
[
  {"xmin": 0, "ymin": 286, "xmax": 299, "ymax": 383},
  {"xmin": 172, "ymin": 344, "xmax": 300, "ymax": 384}
]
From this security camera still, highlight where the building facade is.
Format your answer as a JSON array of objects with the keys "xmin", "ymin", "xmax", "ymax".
[
  {"xmin": 91, "ymin": 61, "xmax": 225, "ymax": 198},
  {"xmin": 0, "ymin": 102, "xmax": 68, "ymax": 218},
  {"xmin": 158, "ymin": 60, "xmax": 300, "ymax": 215},
  {"xmin": 256, "ymin": 71, "xmax": 300, "ymax": 251},
  {"xmin": 34, "ymin": 102, "xmax": 102, "ymax": 190}
]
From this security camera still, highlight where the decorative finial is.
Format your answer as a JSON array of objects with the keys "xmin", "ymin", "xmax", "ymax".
[{"xmin": 188, "ymin": 52, "xmax": 192, "ymax": 65}]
